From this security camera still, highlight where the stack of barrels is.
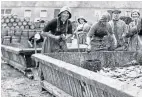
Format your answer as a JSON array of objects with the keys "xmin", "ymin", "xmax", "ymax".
[{"xmin": 1, "ymin": 14, "xmax": 45, "ymax": 48}]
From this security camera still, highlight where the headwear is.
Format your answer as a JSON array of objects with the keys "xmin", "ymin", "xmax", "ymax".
[
  {"xmin": 58, "ymin": 6, "xmax": 72, "ymax": 19},
  {"xmin": 99, "ymin": 13, "xmax": 110, "ymax": 22},
  {"xmin": 131, "ymin": 10, "xmax": 140, "ymax": 16},
  {"xmin": 112, "ymin": 9, "xmax": 121, "ymax": 14},
  {"xmin": 77, "ymin": 16, "xmax": 87, "ymax": 23}
]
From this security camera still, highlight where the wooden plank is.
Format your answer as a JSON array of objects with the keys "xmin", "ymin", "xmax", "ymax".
[
  {"xmin": 1, "ymin": 45, "xmax": 21, "ymax": 54},
  {"xmin": 1, "ymin": 44, "xmax": 41, "ymax": 55},
  {"xmin": 1, "ymin": 57, "xmax": 26, "ymax": 73},
  {"xmin": 41, "ymin": 80, "xmax": 73, "ymax": 97},
  {"xmin": 32, "ymin": 54, "xmax": 142, "ymax": 97}
]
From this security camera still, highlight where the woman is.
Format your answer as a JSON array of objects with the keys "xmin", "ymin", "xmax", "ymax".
[
  {"xmin": 41, "ymin": 6, "xmax": 73, "ymax": 53},
  {"xmin": 126, "ymin": 10, "xmax": 142, "ymax": 51},
  {"xmin": 73, "ymin": 16, "xmax": 91, "ymax": 44},
  {"xmin": 86, "ymin": 13, "xmax": 117, "ymax": 51}
]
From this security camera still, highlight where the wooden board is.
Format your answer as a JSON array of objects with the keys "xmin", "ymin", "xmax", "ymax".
[
  {"xmin": 41, "ymin": 80, "xmax": 73, "ymax": 97},
  {"xmin": 32, "ymin": 54, "xmax": 142, "ymax": 97}
]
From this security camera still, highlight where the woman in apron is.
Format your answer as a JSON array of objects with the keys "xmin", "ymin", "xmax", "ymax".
[
  {"xmin": 126, "ymin": 10, "xmax": 142, "ymax": 51},
  {"xmin": 41, "ymin": 6, "xmax": 73, "ymax": 53},
  {"xmin": 74, "ymin": 16, "xmax": 91, "ymax": 44},
  {"xmin": 86, "ymin": 13, "xmax": 117, "ymax": 51}
]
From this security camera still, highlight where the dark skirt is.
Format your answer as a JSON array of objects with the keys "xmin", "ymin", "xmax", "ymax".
[{"xmin": 41, "ymin": 37, "xmax": 67, "ymax": 53}]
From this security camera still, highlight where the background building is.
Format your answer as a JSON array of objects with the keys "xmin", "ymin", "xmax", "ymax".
[{"xmin": 1, "ymin": 1, "xmax": 142, "ymax": 23}]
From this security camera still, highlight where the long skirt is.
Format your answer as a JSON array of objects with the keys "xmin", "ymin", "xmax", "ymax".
[
  {"xmin": 128, "ymin": 35, "xmax": 142, "ymax": 52},
  {"xmin": 41, "ymin": 37, "xmax": 67, "ymax": 53}
]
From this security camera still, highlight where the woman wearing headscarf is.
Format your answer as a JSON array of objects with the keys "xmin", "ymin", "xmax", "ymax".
[
  {"xmin": 125, "ymin": 10, "xmax": 142, "ymax": 51},
  {"xmin": 41, "ymin": 6, "xmax": 73, "ymax": 53},
  {"xmin": 86, "ymin": 13, "xmax": 117, "ymax": 51}
]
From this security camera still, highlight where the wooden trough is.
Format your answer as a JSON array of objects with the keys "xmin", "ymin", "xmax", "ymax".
[
  {"xmin": 32, "ymin": 51, "xmax": 142, "ymax": 97},
  {"xmin": 1, "ymin": 44, "xmax": 42, "ymax": 79}
]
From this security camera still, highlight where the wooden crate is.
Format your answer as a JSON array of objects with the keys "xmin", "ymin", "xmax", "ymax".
[
  {"xmin": 1, "ymin": 44, "xmax": 42, "ymax": 79},
  {"xmin": 32, "ymin": 52, "xmax": 142, "ymax": 97}
]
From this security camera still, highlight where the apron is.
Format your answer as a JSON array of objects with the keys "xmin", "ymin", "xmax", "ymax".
[
  {"xmin": 41, "ymin": 36, "xmax": 67, "ymax": 53},
  {"xmin": 128, "ymin": 35, "xmax": 142, "ymax": 51},
  {"xmin": 91, "ymin": 35, "xmax": 114, "ymax": 51}
]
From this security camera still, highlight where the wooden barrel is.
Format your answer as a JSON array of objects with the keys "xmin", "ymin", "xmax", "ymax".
[
  {"xmin": 3, "ymin": 36, "xmax": 11, "ymax": 45},
  {"xmin": 1, "ymin": 18, "xmax": 5, "ymax": 23},
  {"xmin": 13, "ymin": 22, "xmax": 18, "ymax": 26},
  {"xmin": 29, "ymin": 30, "xmax": 35, "ymax": 38},
  {"xmin": 11, "ymin": 27, "xmax": 15, "ymax": 30},
  {"xmin": 40, "ymin": 23, "xmax": 45, "ymax": 28},
  {"xmin": 1, "ymin": 28, "xmax": 8, "ymax": 37},
  {"xmin": 15, "ymin": 18, "xmax": 20, "ymax": 22},
  {"xmin": 20, "ymin": 26, "xmax": 25, "ymax": 30},
  {"xmin": 20, "ymin": 18, "xmax": 25, "ymax": 22},
  {"xmin": 25, "ymin": 17, "xmax": 30, "ymax": 22},
  {"xmin": 20, "ymin": 36, "xmax": 30, "ymax": 48},
  {"xmin": 5, "ymin": 18, "xmax": 10, "ymax": 23},
  {"xmin": 7, "ymin": 23, "xmax": 13, "ymax": 27},
  {"xmin": 14, "ymin": 26, "xmax": 20, "ymax": 29},
  {"xmin": 28, "ymin": 22, "xmax": 32, "ymax": 26},
  {"xmin": 25, "ymin": 25, "xmax": 30, "ymax": 29},
  {"xmin": 14, "ymin": 28, "xmax": 22, "ymax": 36},
  {"xmin": 30, "ymin": 25, "xmax": 35, "ymax": 29},
  {"xmin": 22, "ymin": 30, "xmax": 29, "ymax": 37},
  {"xmin": 7, "ymin": 15, "xmax": 12, "ymax": 19},
  {"xmin": 23, "ymin": 21, "xmax": 27, "ymax": 26},
  {"xmin": 18, "ymin": 22, "xmax": 22, "ymax": 26},
  {"xmin": 11, "ymin": 36, "xmax": 20, "ymax": 43},
  {"xmin": 10, "ymin": 18, "xmax": 15, "ymax": 22},
  {"xmin": 13, "ymin": 15, "xmax": 18, "ymax": 19},
  {"xmin": 2, "ymin": 23, "xmax": 7, "ymax": 27},
  {"xmin": 5, "ymin": 26, "xmax": 10, "ymax": 29}
]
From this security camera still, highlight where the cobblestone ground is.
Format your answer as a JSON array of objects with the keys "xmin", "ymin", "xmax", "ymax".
[{"xmin": 1, "ymin": 61, "xmax": 53, "ymax": 97}]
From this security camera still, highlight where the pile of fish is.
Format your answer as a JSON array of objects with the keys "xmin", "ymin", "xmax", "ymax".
[{"xmin": 98, "ymin": 65, "xmax": 142, "ymax": 89}]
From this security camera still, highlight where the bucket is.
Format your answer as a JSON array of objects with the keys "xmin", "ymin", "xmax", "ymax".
[{"xmin": 81, "ymin": 59, "xmax": 102, "ymax": 72}]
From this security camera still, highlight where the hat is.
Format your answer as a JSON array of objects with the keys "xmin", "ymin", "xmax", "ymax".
[
  {"xmin": 112, "ymin": 9, "xmax": 121, "ymax": 14},
  {"xmin": 99, "ymin": 13, "xmax": 110, "ymax": 22},
  {"xmin": 58, "ymin": 6, "xmax": 72, "ymax": 19},
  {"xmin": 77, "ymin": 16, "xmax": 87, "ymax": 23},
  {"xmin": 131, "ymin": 10, "xmax": 140, "ymax": 16}
]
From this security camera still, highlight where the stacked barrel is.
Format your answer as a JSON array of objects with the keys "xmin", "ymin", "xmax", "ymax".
[{"xmin": 1, "ymin": 14, "xmax": 45, "ymax": 48}]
